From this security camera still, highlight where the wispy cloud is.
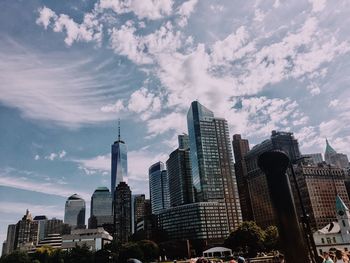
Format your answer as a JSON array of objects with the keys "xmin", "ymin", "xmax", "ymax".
[{"xmin": 0, "ymin": 168, "xmax": 90, "ymax": 200}]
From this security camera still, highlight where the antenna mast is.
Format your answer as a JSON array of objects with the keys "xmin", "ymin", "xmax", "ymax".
[{"xmin": 118, "ymin": 119, "xmax": 121, "ymax": 141}]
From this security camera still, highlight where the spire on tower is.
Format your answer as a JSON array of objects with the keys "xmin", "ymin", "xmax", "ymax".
[
  {"xmin": 118, "ymin": 119, "xmax": 121, "ymax": 141},
  {"xmin": 325, "ymin": 138, "xmax": 337, "ymax": 155}
]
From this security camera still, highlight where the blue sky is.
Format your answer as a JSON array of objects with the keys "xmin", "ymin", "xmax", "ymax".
[{"xmin": 1, "ymin": 0, "xmax": 350, "ymax": 252}]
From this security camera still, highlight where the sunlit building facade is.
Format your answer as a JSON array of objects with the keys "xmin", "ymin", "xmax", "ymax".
[{"xmin": 64, "ymin": 194, "xmax": 86, "ymax": 229}]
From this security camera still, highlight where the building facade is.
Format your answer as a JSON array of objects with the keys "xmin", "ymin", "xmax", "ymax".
[
  {"xmin": 244, "ymin": 131, "xmax": 301, "ymax": 228},
  {"xmin": 157, "ymin": 202, "xmax": 229, "ymax": 241},
  {"xmin": 111, "ymin": 122, "xmax": 128, "ymax": 199},
  {"xmin": 166, "ymin": 137, "xmax": 194, "ymax": 207},
  {"xmin": 114, "ymin": 182, "xmax": 132, "ymax": 244},
  {"xmin": 232, "ymin": 134, "xmax": 253, "ymax": 221},
  {"xmin": 302, "ymin": 153, "xmax": 323, "ymax": 165},
  {"xmin": 133, "ymin": 194, "xmax": 152, "ymax": 232},
  {"xmin": 187, "ymin": 101, "xmax": 242, "ymax": 231},
  {"xmin": 64, "ymin": 194, "xmax": 86, "ymax": 229},
  {"xmin": 15, "ymin": 210, "xmax": 39, "ymax": 251},
  {"xmin": 149, "ymin": 162, "xmax": 170, "ymax": 214},
  {"xmin": 89, "ymin": 187, "xmax": 112, "ymax": 229},
  {"xmin": 62, "ymin": 227, "xmax": 112, "ymax": 251},
  {"xmin": 295, "ymin": 163, "xmax": 350, "ymax": 230}
]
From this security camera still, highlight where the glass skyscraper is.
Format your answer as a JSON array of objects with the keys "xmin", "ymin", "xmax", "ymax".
[
  {"xmin": 187, "ymin": 101, "xmax": 242, "ymax": 231},
  {"xmin": 149, "ymin": 161, "xmax": 170, "ymax": 214},
  {"xmin": 111, "ymin": 123, "xmax": 128, "ymax": 199},
  {"xmin": 89, "ymin": 187, "xmax": 112, "ymax": 228},
  {"xmin": 64, "ymin": 194, "xmax": 86, "ymax": 229}
]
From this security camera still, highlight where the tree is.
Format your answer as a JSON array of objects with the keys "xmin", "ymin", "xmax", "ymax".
[
  {"xmin": 264, "ymin": 226, "xmax": 280, "ymax": 252},
  {"xmin": 118, "ymin": 242, "xmax": 144, "ymax": 263},
  {"xmin": 137, "ymin": 240, "xmax": 159, "ymax": 262},
  {"xmin": 65, "ymin": 244, "xmax": 94, "ymax": 263},
  {"xmin": 224, "ymin": 221, "xmax": 265, "ymax": 257},
  {"xmin": 0, "ymin": 250, "xmax": 31, "ymax": 263}
]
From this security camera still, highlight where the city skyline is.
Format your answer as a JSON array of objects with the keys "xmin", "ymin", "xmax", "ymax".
[{"xmin": 2, "ymin": 0, "xmax": 350, "ymax": 255}]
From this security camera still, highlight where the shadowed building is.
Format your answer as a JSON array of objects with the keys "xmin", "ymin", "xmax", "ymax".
[
  {"xmin": 64, "ymin": 194, "xmax": 86, "ymax": 229},
  {"xmin": 167, "ymin": 134, "xmax": 194, "ymax": 207},
  {"xmin": 114, "ymin": 182, "xmax": 132, "ymax": 244},
  {"xmin": 15, "ymin": 210, "xmax": 39, "ymax": 251},
  {"xmin": 232, "ymin": 134, "xmax": 253, "ymax": 221},
  {"xmin": 244, "ymin": 131, "xmax": 301, "ymax": 228}
]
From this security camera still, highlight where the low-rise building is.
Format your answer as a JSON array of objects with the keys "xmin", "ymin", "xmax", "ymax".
[
  {"xmin": 62, "ymin": 227, "xmax": 112, "ymax": 251},
  {"xmin": 314, "ymin": 195, "xmax": 350, "ymax": 254}
]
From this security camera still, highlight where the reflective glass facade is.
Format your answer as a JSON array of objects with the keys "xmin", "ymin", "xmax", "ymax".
[
  {"xmin": 149, "ymin": 162, "xmax": 170, "ymax": 214},
  {"xmin": 111, "ymin": 140, "xmax": 128, "ymax": 198},
  {"xmin": 90, "ymin": 187, "xmax": 112, "ymax": 228},
  {"xmin": 64, "ymin": 194, "xmax": 86, "ymax": 229}
]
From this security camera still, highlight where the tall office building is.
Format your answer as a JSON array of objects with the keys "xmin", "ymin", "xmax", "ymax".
[
  {"xmin": 114, "ymin": 182, "xmax": 132, "ymax": 244},
  {"xmin": 64, "ymin": 194, "xmax": 86, "ymax": 229},
  {"xmin": 89, "ymin": 187, "xmax": 113, "ymax": 228},
  {"xmin": 244, "ymin": 130, "xmax": 301, "ymax": 228},
  {"xmin": 33, "ymin": 215, "xmax": 48, "ymax": 241},
  {"xmin": 302, "ymin": 153, "xmax": 323, "ymax": 165},
  {"xmin": 15, "ymin": 210, "xmax": 39, "ymax": 250},
  {"xmin": 325, "ymin": 139, "xmax": 349, "ymax": 169},
  {"xmin": 187, "ymin": 101, "xmax": 242, "ymax": 231},
  {"xmin": 111, "ymin": 121, "xmax": 128, "ymax": 199},
  {"xmin": 232, "ymin": 134, "xmax": 253, "ymax": 221},
  {"xmin": 167, "ymin": 135, "xmax": 194, "ymax": 207},
  {"xmin": 149, "ymin": 162, "xmax": 170, "ymax": 214},
  {"xmin": 178, "ymin": 134, "xmax": 189, "ymax": 150}
]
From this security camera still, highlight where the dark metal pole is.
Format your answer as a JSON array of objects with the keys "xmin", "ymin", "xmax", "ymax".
[{"xmin": 258, "ymin": 150, "xmax": 310, "ymax": 263}]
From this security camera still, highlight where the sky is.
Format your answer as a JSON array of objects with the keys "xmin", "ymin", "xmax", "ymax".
[{"xmin": 1, "ymin": 0, "xmax": 350, "ymax": 253}]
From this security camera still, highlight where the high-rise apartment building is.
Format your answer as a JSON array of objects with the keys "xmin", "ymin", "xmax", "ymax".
[
  {"xmin": 64, "ymin": 194, "xmax": 86, "ymax": 229},
  {"xmin": 114, "ymin": 182, "xmax": 132, "ymax": 244},
  {"xmin": 187, "ymin": 101, "xmax": 242, "ymax": 231},
  {"xmin": 111, "ymin": 121, "xmax": 128, "ymax": 199},
  {"xmin": 89, "ymin": 187, "xmax": 113, "ymax": 228},
  {"xmin": 232, "ymin": 134, "xmax": 253, "ymax": 221},
  {"xmin": 325, "ymin": 139, "xmax": 349, "ymax": 169},
  {"xmin": 244, "ymin": 130, "xmax": 301, "ymax": 228},
  {"xmin": 149, "ymin": 162, "xmax": 170, "ymax": 214},
  {"xmin": 167, "ymin": 135, "xmax": 194, "ymax": 207}
]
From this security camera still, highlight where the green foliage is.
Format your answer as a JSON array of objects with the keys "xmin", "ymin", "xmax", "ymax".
[
  {"xmin": 65, "ymin": 244, "xmax": 94, "ymax": 263},
  {"xmin": 264, "ymin": 225, "xmax": 280, "ymax": 251},
  {"xmin": 118, "ymin": 242, "xmax": 144, "ymax": 263},
  {"xmin": 224, "ymin": 221, "xmax": 265, "ymax": 257}
]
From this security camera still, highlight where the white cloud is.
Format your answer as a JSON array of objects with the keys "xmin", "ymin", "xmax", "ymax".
[
  {"xmin": 98, "ymin": 0, "xmax": 173, "ymax": 20},
  {"xmin": 101, "ymin": 99, "xmax": 125, "ymax": 113},
  {"xmin": 176, "ymin": 0, "xmax": 198, "ymax": 27},
  {"xmin": 44, "ymin": 150, "xmax": 67, "ymax": 161},
  {"xmin": 306, "ymin": 83, "xmax": 321, "ymax": 96},
  {"xmin": 146, "ymin": 111, "xmax": 186, "ymax": 136},
  {"xmin": 329, "ymin": 99, "xmax": 339, "ymax": 108},
  {"xmin": 309, "ymin": 0, "xmax": 327, "ymax": 13},
  {"xmin": 36, "ymin": 6, "xmax": 57, "ymax": 29},
  {"xmin": 37, "ymin": 6, "xmax": 102, "ymax": 46},
  {"xmin": 34, "ymin": 155, "xmax": 40, "ymax": 161}
]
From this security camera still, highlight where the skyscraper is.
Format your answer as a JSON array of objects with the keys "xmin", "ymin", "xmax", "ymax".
[
  {"xmin": 64, "ymin": 194, "xmax": 86, "ymax": 229},
  {"xmin": 167, "ymin": 134, "xmax": 194, "ymax": 207},
  {"xmin": 325, "ymin": 139, "xmax": 349, "ymax": 169},
  {"xmin": 15, "ymin": 210, "xmax": 39, "ymax": 251},
  {"xmin": 232, "ymin": 134, "xmax": 253, "ymax": 221},
  {"xmin": 133, "ymin": 194, "xmax": 152, "ymax": 232},
  {"xmin": 244, "ymin": 130, "xmax": 301, "ymax": 228},
  {"xmin": 89, "ymin": 187, "xmax": 113, "ymax": 228},
  {"xmin": 111, "ymin": 121, "xmax": 128, "ymax": 199},
  {"xmin": 114, "ymin": 182, "xmax": 132, "ymax": 244},
  {"xmin": 187, "ymin": 101, "xmax": 242, "ymax": 231},
  {"xmin": 149, "ymin": 162, "xmax": 170, "ymax": 214},
  {"xmin": 4, "ymin": 224, "xmax": 16, "ymax": 255}
]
